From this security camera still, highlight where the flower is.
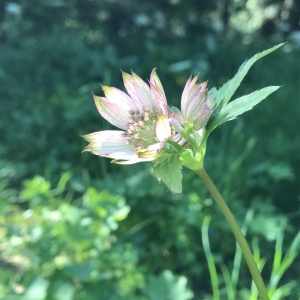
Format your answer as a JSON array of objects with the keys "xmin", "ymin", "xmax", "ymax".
[
  {"xmin": 83, "ymin": 69, "xmax": 174, "ymax": 164},
  {"xmin": 83, "ymin": 70, "xmax": 214, "ymax": 165},
  {"xmin": 181, "ymin": 75, "xmax": 214, "ymax": 131}
]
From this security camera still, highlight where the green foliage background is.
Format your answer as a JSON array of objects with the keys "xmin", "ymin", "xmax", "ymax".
[{"xmin": 0, "ymin": 0, "xmax": 299, "ymax": 299}]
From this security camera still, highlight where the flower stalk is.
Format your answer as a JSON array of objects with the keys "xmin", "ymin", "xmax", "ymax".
[{"xmin": 196, "ymin": 167, "xmax": 270, "ymax": 300}]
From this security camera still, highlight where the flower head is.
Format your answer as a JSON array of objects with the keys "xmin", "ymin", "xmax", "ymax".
[
  {"xmin": 83, "ymin": 69, "xmax": 174, "ymax": 164},
  {"xmin": 181, "ymin": 75, "xmax": 214, "ymax": 130},
  {"xmin": 83, "ymin": 69, "xmax": 214, "ymax": 166}
]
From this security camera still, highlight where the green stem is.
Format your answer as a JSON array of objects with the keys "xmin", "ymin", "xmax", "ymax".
[{"xmin": 196, "ymin": 167, "xmax": 269, "ymax": 300}]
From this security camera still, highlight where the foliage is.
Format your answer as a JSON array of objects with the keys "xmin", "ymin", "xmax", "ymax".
[
  {"xmin": 0, "ymin": 0, "xmax": 299, "ymax": 299},
  {"xmin": 201, "ymin": 213, "xmax": 300, "ymax": 300},
  {"xmin": 0, "ymin": 174, "xmax": 138, "ymax": 299},
  {"xmin": 0, "ymin": 174, "xmax": 198, "ymax": 299}
]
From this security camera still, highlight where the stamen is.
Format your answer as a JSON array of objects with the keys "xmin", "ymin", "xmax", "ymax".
[{"xmin": 126, "ymin": 108, "xmax": 171, "ymax": 150}]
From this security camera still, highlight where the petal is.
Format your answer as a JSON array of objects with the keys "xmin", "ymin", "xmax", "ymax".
[
  {"xmin": 121, "ymin": 71, "xmax": 145, "ymax": 111},
  {"xmin": 184, "ymin": 90, "xmax": 213, "ymax": 130},
  {"xmin": 168, "ymin": 105, "xmax": 183, "ymax": 122},
  {"xmin": 149, "ymin": 69, "xmax": 168, "ymax": 115},
  {"xmin": 181, "ymin": 75, "xmax": 202, "ymax": 116},
  {"xmin": 102, "ymin": 85, "xmax": 137, "ymax": 111},
  {"xmin": 150, "ymin": 69, "xmax": 165, "ymax": 96},
  {"xmin": 180, "ymin": 76, "xmax": 211, "ymax": 129},
  {"xmin": 185, "ymin": 89, "xmax": 208, "ymax": 118},
  {"xmin": 113, "ymin": 157, "xmax": 153, "ymax": 164},
  {"xmin": 181, "ymin": 76, "xmax": 193, "ymax": 115},
  {"xmin": 122, "ymin": 71, "xmax": 156, "ymax": 111},
  {"xmin": 136, "ymin": 143, "xmax": 162, "ymax": 159},
  {"xmin": 83, "ymin": 130, "xmax": 139, "ymax": 161},
  {"xmin": 156, "ymin": 115, "xmax": 171, "ymax": 142},
  {"xmin": 93, "ymin": 94, "xmax": 130, "ymax": 130}
]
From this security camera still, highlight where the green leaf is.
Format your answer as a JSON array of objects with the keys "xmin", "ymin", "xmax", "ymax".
[
  {"xmin": 214, "ymin": 43, "xmax": 284, "ymax": 109},
  {"xmin": 64, "ymin": 260, "xmax": 100, "ymax": 281},
  {"xmin": 24, "ymin": 276, "xmax": 49, "ymax": 300},
  {"xmin": 208, "ymin": 86, "xmax": 280, "ymax": 134},
  {"xmin": 52, "ymin": 281, "xmax": 75, "ymax": 300},
  {"xmin": 153, "ymin": 154, "xmax": 182, "ymax": 193},
  {"xmin": 143, "ymin": 270, "xmax": 194, "ymax": 300},
  {"xmin": 167, "ymin": 139, "xmax": 184, "ymax": 152},
  {"xmin": 179, "ymin": 145, "xmax": 205, "ymax": 171}
]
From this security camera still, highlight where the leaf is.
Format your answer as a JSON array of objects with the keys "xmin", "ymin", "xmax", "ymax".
[
  {"xmin": 64, "ymin": 260, "xmax": 100, "ymax": 281},
  {"xmin": 153, "ymin": 154, "xmax": 182, "ymax": 193},
  {"xmin": 179, "ymin": 145, "xmax": 205, "ymax": 171},
  {"xmin": 52, "ymin": 281, "xmax": 75, "ymax": 300},
  {"xmin": 24, "ymin": 276, "xmax": 49, "ymax": 300},
  {"xmin": 207, "ymin": 86, "xmax": 280, "ymax": 134},
  {"xmin": 214, "ymin": 43, "xmax": 284, "ymax": 109},
  {"xmin": 143, "ymin": 270, "xmax": 194, "ymax": 300}
]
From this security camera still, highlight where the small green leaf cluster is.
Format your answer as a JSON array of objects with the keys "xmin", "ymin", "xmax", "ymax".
[
  {"xmin": 0, "ymin": 172, "xmax": 194, "ymax": 300},
  {"xmin": 0, "ymin": 174, "xmax": 137, "ymax": 299}
]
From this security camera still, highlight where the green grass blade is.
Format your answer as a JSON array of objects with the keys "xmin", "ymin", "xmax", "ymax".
[
  {"xmin": 202, "ymin": 215, "xmax": 220, "ymax": 300},
  {"xmin": 231, "ymin": 208, "xmax": 255, "ymax": 294},
  {"xmin": 220, "ymin": 263, "xmax": 235, "ymax": 300}
]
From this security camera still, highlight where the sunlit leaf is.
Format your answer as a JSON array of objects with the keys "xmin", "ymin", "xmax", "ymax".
[
  {"xmin": 214, "ymin": 43, "xmax": 284, "ymax": 108},
  {"xmin": 208, "ymin": 86, "xmax": 280, "ymax": 134},
  {"xmin": 153, "ymin": 154, "xmax": 182, "ymax": 193}
]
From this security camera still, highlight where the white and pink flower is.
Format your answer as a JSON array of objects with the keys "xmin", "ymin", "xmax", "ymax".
[
  {"xmin": 83, "ymin": 69, "xmax": 213, "ymax": 164},
  {"xmin": 181, "ymin": 75, "xmax": 214, "ymax": 131}
]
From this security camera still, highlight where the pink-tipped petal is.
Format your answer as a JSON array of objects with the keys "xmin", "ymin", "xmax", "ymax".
[
  {"xmin": 131, "ymin": 71, "xmax": 156, "ymax": 106},
  {"xmin": 149, "ymin": 69, "xmax": 168, "ymax": 116},
  {"xmin": 150, "ymin": 69, "xmax": 167, "ymax": 99},
  {"xmin": 83, "ymin": 131, "xmax": 139, "ymax": 161},
  {"xmin": 181, "ymin": 76, "xmax": 192, "ymax": 114},
  {"xmin": 149, "ymin": 81, "xmax": 168, "ymax": 115},
  {"xmin": 180, "ymin": 75, "xmax": 212, "ymax": 130},
  {"xmin": 149, "ymin": 69, "xmax": 168, "ymax": 115},
  {"xmin": 121, "ymin": 71, "xmax": 144, "ymax": 111},
  {"xmin": 156, "ymin": 114, "xmax": 172, "ymax": 142},
  {"xmin": 184, "ymin": 89, "xmax": 208, "ymax": 119},
  {"xmin": 181, "ymin": 75, "xmax": 201, "ymax": 116},
  {"xmin": 122, "ymin": 71, "xmax": 156, "ymax": 110},
  {"xmin": 102, "ymin": 85, "xmax": 137, "ymax": 111},
  {"xmin": 187, "ymin": 91, "xmax": 213, "ymax": 130},
  {"xmin": 93, "ymin": 95, "xmax": 131, "ymax": 130}
]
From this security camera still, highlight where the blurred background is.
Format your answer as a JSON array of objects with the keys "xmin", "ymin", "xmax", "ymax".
[{"xmin": 0, "ymin": 0, "xmax": 299, "ymax": 299}]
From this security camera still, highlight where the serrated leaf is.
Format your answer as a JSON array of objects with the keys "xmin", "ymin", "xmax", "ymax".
[
  {"xmin": 214, "ymin": 43, "xmax": 284, "ymax": 110},
  {"xmin": 153, "ymin": 145, "xmax": 177, "ymax": 165},
  {"xmin": 153, "ymin": 154, "xmax": 182, "ymax": 193},
  {"xmin": 208, "ymin": 86, "xmax": 280, "ymax": 134}
]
